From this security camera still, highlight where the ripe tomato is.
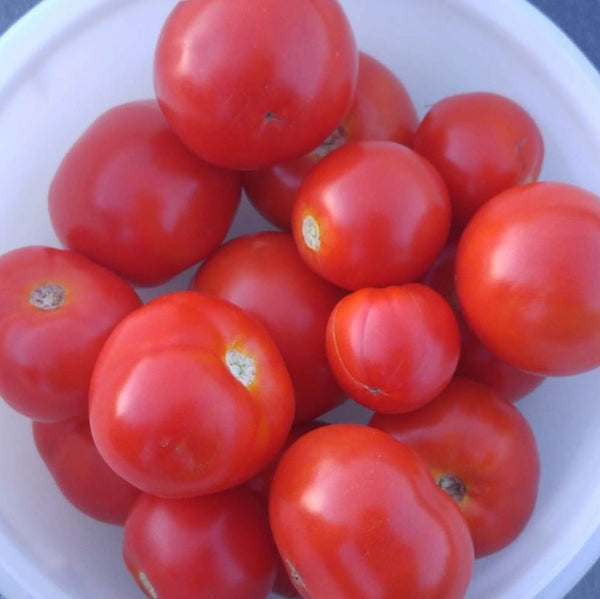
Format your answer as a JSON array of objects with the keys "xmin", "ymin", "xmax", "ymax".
[
  {"xmin": 0, "ymin": 246, "xmax": 140, "ymax": 422},
  {"xmin": 370, "ymin": 377, "xmax": 541, "ymax": 558},
  {"xmin": 32, "ymin": 419, "xmax": 140, "ymax": 525},
  {"xmin": 89, "ymin": 291, "xmax": 294, "ymax": 498},
  {"xmin": 292, "ymin": 141, "xmax": 451, "ymax": 290},
  {"xmin": 326, "ymin": 284, "xmax": 460, "ymax": 413},
  {"xmin": 413, "ymin": 92, "xmax": 544, "ymax": 227},
  {"xmin": 123, "ymin": 488, "xmax": 277, "ymax": 599},
  {"xmin": 191, "ymin": 232, "xmax": 345, "ymax": 422},
  {"xmin": 48, "ymin": 100, "xmax": 241, "ymax": 287},
  {"xmin": 456, "ymin": 182, "xmax": 600, "ymax": 376},
  {"xmin": 154, "ymin": 0, "xmax": 358, "ymax": 170},
  {"xmin": 243, "ymin": 51, "xmax": 418, "ymax": 229},
  {"xmin": 269, "ymin": 424, "xmax": 474, "ymax": 599},
  {"xmin": 422, "ymin": 242, "xmax": 545, "ymax": 401}
]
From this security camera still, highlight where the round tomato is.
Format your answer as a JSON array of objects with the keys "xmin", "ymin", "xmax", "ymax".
[
  {"xmin": 413, "ymin": 92, "xmax": 544, "ymax": 227},
  {"xmin": 370, "ymin": 377, "xmax": 541, "ymax": 557},
  {"xmin": 123, "ymin": 488, "xmax": 277, "ymax": 599},
  {"xmin": 269, "ymin": 424, "xmax": 474, "ymax": 599},
  {"xmin": 243, "ymin": 51, "xmax": 418, "ymax": 229},
  {"xmin": 154, "ymin": 0, "xmax": 358, "ymax": 170},
  {"xmin": 191, "ymin": 232, "xmax": 345, "ymax": 422},
  {"xmin": 456, "ymin": 182, "xmax": 600, "ymax": 376},
  {"xmin": 422, "ymin": 242, "xmax": 545, "ymax": 401},
  {"xmin": 292, "ymin": 141, "xmax": 451, "ymax": 290},
  {"xmin": 0, "ymin": 246, "xmax": 140, "ymax": 422},
  {"xmin": 48, "ymin": 100, "xmax": 241, "ymax": 286},
  {"xmin": 89, "ymin": 291, "xmax": 294, "ymax": 498},
  {"xmin": 326, "ymin": 284, "xmax": 460, "ymax": 413},
  {"xmin": 32, "ymin": 419, "xmax": 140, "ymax": 525}
]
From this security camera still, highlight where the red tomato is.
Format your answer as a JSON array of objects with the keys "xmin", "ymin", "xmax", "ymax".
[
  {"xmin": 154, "ymin": 0, "xmax": 358, "ymax": 170},
  {"xmin": 123, "ymin": 488, "xmax": 277, "ymax": 599},
  {"xmin": 32, "ymin": 419, "xmax": 139, "ymax": 525},
  {"xmin": 326, "ymin": 284, "xmax": 460, "ymax": 414},
  {"xmin": 89, "ymin": 291, "xmax": 294, "ymax": 498},
  {"xmin": 413, "ymin": 92, "xmax": 544, "ymax": 227},
  {"xmin": 422, "ymin": 242, "xmax": 545, "ymax": 401},
  {"xmin": 292, "ymin": 141, "xmax": 451, "ymax": 290},
  {"xmin": 269, "ymin": 424, "xmax": 474, "ymax": 599},
  {"xmin": 48, "ymin": 100, "xmax": 241, "ymax": 286},
  {"xmin": 243, "ymin": 51, "xmax": 418, "ymax": 229},
  {"xmin": 191, "ymin": 232, "xmax": 345, "ymax": 422},
  {"xmin": 0, "ymin": 246, "xmax": 140, "ymax": 422},
  {"xmin": 370, "ymin": 377, "xmax": 541, "ymax": 557},
  {"xmin": 456, "ymin": 182, "xmax": 600, "ymax": 376}
]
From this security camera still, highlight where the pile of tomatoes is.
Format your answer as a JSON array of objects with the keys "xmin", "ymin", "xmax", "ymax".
[{"xmin": 1, "ymin": 1, "xmax": 600, "ymax": 598}]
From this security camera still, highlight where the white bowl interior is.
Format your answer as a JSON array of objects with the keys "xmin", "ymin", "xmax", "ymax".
[{"xmin": 1, "ymin": 1, "xmax": 600, "ymax": 598}]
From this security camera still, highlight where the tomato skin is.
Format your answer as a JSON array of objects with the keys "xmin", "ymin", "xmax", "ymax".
[
  {"xmin": 326, "ymin": 284, "xmax": 460, "ymax": 414},
  {"xmin": 422, "ymin": 242, "xmax": 545, "ymax": 401},
  {"xmin": 413, "ymin": 92, "xmax": 544, "ymax": 227},
  {"xmin": 154, "ymin": 0, "xmax": 358, "ymax": 170},
  {"xmin": 32, "ymin": 419, "xmax": 140, "ymax": 525},
  {"xmin": 48, "ymin": 100, "xmax": 241, "ymax": 286},
  {"xmin": 370, "ymin": 377, "xmax": 541, "ymax": 557},
  {"xmin": 456, "ymin": 182, "xmax": 600, "ymax": 376},
  {"xmin": 243, "ymin": 51, "xmax": 418, "ymax": 229},
  {"xmin": 89, "ymin": 291, "xmax": 294, "ymax": 498},
  {"xmin": 269, "ymin": 423, "xmax": 474, "ymax": 599},
  {"xmin": 191, "ymin": 232, "xmax": 345, "ymax": 422},
  {"xmin": 292, "ymin": 141, "xmax": 451, "ymax": 290},
  {"xmin": 123, "ymin": 488, "xmax": 277, "ymax": 599},
  {"xmin": 0, "ymin": 246, "xmax": 141, "ymax": 422}
]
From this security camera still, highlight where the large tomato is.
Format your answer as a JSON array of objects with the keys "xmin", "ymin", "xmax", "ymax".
[
  {"xmin": 269, "ymin": 424, "xmax": 474, "ymax": 599},
  {"xmin": 413, "ymin": 92, "xmax": 544, "ymax": 227},
  {"xmin": 422, "ymin": 242, "xmax": 545, "ymax": 401},
  {"xmin": 292, "ymin": 141, "xmax": 451, "ymax": 290},
  {"xmin": 326, "ymin": 284, "xmax": 460, "ymax": 413},
  {"xmin": 0, "ymin": 246, "xmax": 140, "ymax": 422},
  {"xmin": 89, "ymin": 291, "xmax": 294, "ymax": 498},
  {"xmin": 154, "ymin": 0, "xmax": 358, "ymax": 170},
  {"xmin": 191, "ymin": 232, "xmax": 345, "ymax": 422},
  {"xmin": 243, "ymin": 51, "xmax": 418, "ymax": 229},
  {"xmin": 370, "ymin": 377, "xmax": 540, "ymax": 557},
  {"xmin": 123, "ymin": 488, "xmax": 277, "ymax": 599},
  {"xmin": 456, "ymin": 182, "xmax": 600, "ymax": 376},
  {"xmin": 32, "ymin": 419, "xmax": 140, "ymax": 525},
  {"xmin": 48, "ymin": 100, "xmax": 241, "ymax": 286}
]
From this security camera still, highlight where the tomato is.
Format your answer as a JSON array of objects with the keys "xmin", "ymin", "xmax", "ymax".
[
  {"xmin": 154, "ymin": 0, "xmax": 358, "ymax": 170},
  {"xmin": 89, "ymin": 291, "xmax": 294, "ymax": 498},
  {"xmin": 123, "ymin": 488, "xmax": 277, "ymax": 599},
  {"xmin": 422, "ymin": 242, "xmax": 545, "ymax": 401},
  {"xmin": 269, "ymin": 423, "xmax": 474, "ymax": 599},
  {"xmin": 326, "ymin": 284, "xmax": 460, "ymax": 413},
  {"xmin": 456, "ymin": 182, "xmax": 600, "ymax": 376},
  {"xmin": 32, "ymin": 419, "xmax": 139, "ymax": 525},
  {"xmin": 0, "ymin": 246, "xmax": 140, "ymax": 422},
  {"xmin": 370, "ymin": 377, "xmax": 540, "ymax": 557},
  {"xmin": 292, "ymin": 141, "xmax": 451, "ymax": 290},
  {"xmin": 243, "ymin": 51, "xmax": 418, "ymax": 229},
  {"xmin": 48, "ymin": 100, "xmax": 241, "ymax": 287},
  {"xmin": 191, "ymin": 232, "xmax": 345, "ymax": 422},
  {"xmin": 413, "ymin": 92, "xmax": 544, "ymax": 227}
]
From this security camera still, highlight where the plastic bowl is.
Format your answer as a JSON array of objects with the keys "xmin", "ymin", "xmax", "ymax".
[{"xmin": 1, "ymin": 1, "xmax": 600, "ymax": 598}]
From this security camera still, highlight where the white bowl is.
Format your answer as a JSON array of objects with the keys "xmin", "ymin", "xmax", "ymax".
[{"xmin": 1, "ymin": 1, "xmax": 600, "ymax": 598}]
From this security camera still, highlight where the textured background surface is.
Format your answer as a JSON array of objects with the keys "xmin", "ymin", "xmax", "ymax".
[{"xmin": 1, "ymin": 0, "xmax": 600, "ymax": 598}]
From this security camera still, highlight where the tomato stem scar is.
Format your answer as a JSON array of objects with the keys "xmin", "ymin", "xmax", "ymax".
[
  {"xmin": 138, "ymin": 570, "xmax": 158, "ymax": 599},
  {"xmin": 225, "ymin": 348, "xmax": 256, "ymax": 387},
  {"xmin": 29, "ymin": 284, "xmax": 66, "ymax": 311},
  {"xmin": 437, "ymin": 473, "xmax": 467, "ymax": 503},
  {"xmin": 302, "ymin": 215, "xmax": 321, "ymax": 251},
  {"xmin": 310, "ymin": 126, "xmax": 346, "ymax": 159},
  {"xmin": 286, "ymin": 558, "xmax": 305, "ymax": 589}
]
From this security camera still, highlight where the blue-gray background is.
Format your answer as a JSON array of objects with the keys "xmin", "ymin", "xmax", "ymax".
[{"xmin": 0, "ymin": 0, "xmax": 599, "ymax": 597}]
